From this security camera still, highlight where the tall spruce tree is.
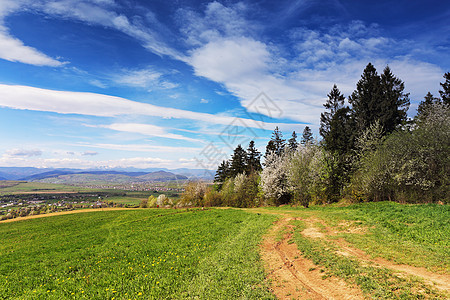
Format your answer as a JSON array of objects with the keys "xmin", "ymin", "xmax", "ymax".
[
  {"xmin": 348, "ymin": 63, "xmax": 382, "ymax": 134},
  {"xmin": 320, "ymin": 84, "xmax": 354, "ymax": 154},
  {"xmin": 230, "ymin": 144, "xmax": 247, "ymax": 177},
  {"xmin": 417, "ymin": 92, "xmax": 439, "ymax": 119},
  {"xmin": 320, "ymin": 84, "xmax": 346, "ymax": 139},
  {"xmin": 301, "ymin": 126, "xmax": 313, "ymax": 145},
  {"xmin": 349, "ymin": 64, "xmax": 410, "ymax": 136},
  {"xmin": 246, "ymin": 140, "xmax": 262, "ymax": 174},
  {"xmin": 288, "ymin": 131, "xmax": 298, "ymax": 151},
  {"xmin": 214, "ymin": 160, "xmax": 230, "ymax": 184},
  {"xmin": 439, "ymin": 72, "xmax": 450, "ymax": 105},
  {"xmin": 271, "ymin": 126, "xmax": 285, "ymax": 156},
  {"xmin": 379, "ymin": 66, "xmax": 410, "ymax": 134}
]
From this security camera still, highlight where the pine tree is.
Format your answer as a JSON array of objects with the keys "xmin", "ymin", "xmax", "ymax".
[
  {"xmin": 348, "ymin": 63, "xmax": 382, "ymax": 134},
  {"xmin": 271, "ymin": 126, "xmax": 285, "ymax": 156},
  {"xmin": 214, "ymin": 160, "xmax": 230, "ymax": 184},
  {"xmin": 379, "ymin": 66, "xmax": 410, "ymax": 134},
  {"xmin": 300, "ymin": 126, "xmax": 313, "ymax": 145},
  {"xmin": 264, "ymin": 140, "xmax": 276, "ymax": 166},
  {"xmin": 320, "ymin": 84, "xmax": 346, "ymax": 140},
  {"xmin": 230, "ymin": 145, "xmax": 247, "ymax": 177},
  {"xmin": 320, "ymin": 85, "xmax": 354, "ymax": 154},
  {"xmin": 246, "ymin": 141, "xmax": 262, "ymax": 174},
  {"xmin": 417, "ymin": 92, "xmax": 439, "ymax": 119},
  {"xmin": 439, "ymin": 72, "xmax": 450, "ymax": 106},
  {"xmin": 288, "ymin": 131, "xmax": 298, "ymax": 151}
]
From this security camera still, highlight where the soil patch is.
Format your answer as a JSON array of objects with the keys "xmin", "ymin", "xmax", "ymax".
[{"xmin": 261, "ymin": 217, "xmax": 363, "ymax": 299}]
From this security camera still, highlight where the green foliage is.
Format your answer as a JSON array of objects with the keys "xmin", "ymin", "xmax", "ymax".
[
  {"xmin": 350, "ymin": 103, "xmax": 450, "ymax": 203},
  {"xmin": 147, "ymin": 195, "xmax": 158, "ymax": 207},
  {"xmin": 0, "ymin": 209, "xmax": 276, "ymax": 299}
]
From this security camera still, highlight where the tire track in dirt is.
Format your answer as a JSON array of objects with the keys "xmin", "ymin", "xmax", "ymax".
[
  {"xmin": 301, "ymin": 219, "xmax": 450, "ymax": 293},
  {"xmin": 261, "ymin": 217, "xmax": 364, "ymax": 299}
]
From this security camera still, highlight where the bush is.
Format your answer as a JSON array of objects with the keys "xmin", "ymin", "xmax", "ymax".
[
  {"xmin": 349, "ymin": 103, "xmax": 450, "ymax": 203},
  {"xmin": 179, "ymin": 181, "xmax": 207, "ymax": 207},
  {"xmin": 203, "ymin": 188, "xmax": 223, "ymax": 207}
]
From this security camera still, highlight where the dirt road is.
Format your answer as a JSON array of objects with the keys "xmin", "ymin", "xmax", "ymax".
[{"xmin": 258, "ymin": 211, "xmax": 449, "ymax": 299}]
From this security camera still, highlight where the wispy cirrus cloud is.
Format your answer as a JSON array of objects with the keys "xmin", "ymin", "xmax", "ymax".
[
  {"xmin": 74, "ymin": 143, "xmax": 202, "ymax": 153},
  {"xmin": 0, "ymin": 84, "xmax": 297, "ymax": 130},
  {"xmin": 0, "ymin": 0, "xmax": 184, "ymax": 67},
  {"xmin": 4, "ymin": 148, "xmax": 42, "ymax": 157},
  {"xmin": 92, "ymin": 123, "xmax": 203, "ymax": 143},
  {"xmin": 81, "ymin": 151, "xmax": 98, "ymax": 156},
  {"xmin": 0, "ymin": 28, "xmax": 66, "ymax": 66},
  {"xmin": 112, "ymin": 68, "xmax": 178, "ymax": 90}
]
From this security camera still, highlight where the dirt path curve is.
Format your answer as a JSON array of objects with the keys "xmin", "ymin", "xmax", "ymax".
[
  {"xmin": 300, "ymin": 218, "xmax": 450, "ymax": 293},
  {"xmin": 260, "ymin": 216, "xmax": 364, "ymax": 300}
]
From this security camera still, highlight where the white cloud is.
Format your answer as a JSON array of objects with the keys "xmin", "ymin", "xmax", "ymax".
[
  {"xmin": 94, "ymin": 123, "xmax": 204, "ymax": 143},
  {"xmin": 74, "ymin": 143, "xmax": 202, "ymax": 153},
  {"xmin": 113, "ymin": 69, "xmax": 162, "ymax": 88},
  {"xmin": 37, "ymin": 0, "xmax": 185, "ymax": 60},
  {"xmin": 4, "ymin": 148, "xmax": 42, "ymax": 157},
  {"xmin": 112, "ymin": 68, "xmax": 178, "ymax": 90},
  {"xmin": 177, "ymin": 1, "xmax": 254, "ymax": 46},
  {"xmin": 0, "ymin": 27, "xmax": 65, "ymax": 66},
  {"xmin": 81, "ymin": 151, "xmax": 98, "ymax": 156},
  {"xmin": 0, "ymin": 84, "xmax": 296, "ymax": 130},
  {"xmin": 89, "ymin": 79, "xmax": 107, "ymax": 88}
]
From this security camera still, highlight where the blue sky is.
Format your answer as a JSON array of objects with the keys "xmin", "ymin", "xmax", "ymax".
[{"xmin": 0, "ymin": 0, "xmax": 449, "ymax": 170}]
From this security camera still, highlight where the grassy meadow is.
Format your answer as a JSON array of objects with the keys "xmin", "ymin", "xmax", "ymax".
[{"xmin": 0, "ymin": 208, "xmax": 276, "ymax": 299}]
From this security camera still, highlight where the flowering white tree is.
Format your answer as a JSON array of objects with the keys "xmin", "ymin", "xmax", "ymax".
[{"xmin": 260, "ymin": 152, "xmax": 292, "ymax": 205}]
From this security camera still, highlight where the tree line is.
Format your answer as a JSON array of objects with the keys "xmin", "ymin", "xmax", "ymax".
[{"xmin": 180, "ymin": 64, "xmax": 449, "ymax": 207}]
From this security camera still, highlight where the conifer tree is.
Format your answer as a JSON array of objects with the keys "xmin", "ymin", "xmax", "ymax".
[
  {"xmin": 288, "ymin": 131, "xmax": 298, "ymax": 151},
  {"xmin": 379, "ymin": 66, "xmax": 410, "ymax": 134},
  {"xmin": 246, "ymin": 140, "xmax": 262, "ymax": 174},
  {"xmin": 271, "ymin": 126, "xmax": 285, "ymax": 156},
  {"xmin": 214, "ymin": 160, "xmax": 230, "ymax": 184},
  {"xmin": 264, "ymin": 140, "xmax": 276, "ymax": 166},
  {"xmin": 320, "ymin": 84, "xmax": 346, "ymax": 139},
  {"xmin": 229, "ymin": 144, "xmax": 247, "ymax": 177},
  {"xmin": 348, "ymin": 63, "xmax": 382, "ymax": 134},
  {"xmin": 300, "ymin": 126, "xmax": 313, "ymax": 145},
  {"xmin": 320, "ymin": 84, "xmax": 354, "ymax": 154},
  {"xmin": 417, "ymin": 92, "xmax": 439, "ymax": 119},
  {"xmin": 439, "ymin": 72, "xmax": 450, "ymax": 105}
]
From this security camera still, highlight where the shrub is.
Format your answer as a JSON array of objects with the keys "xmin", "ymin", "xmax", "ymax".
[{"xmin": 179, "ymin": 181, "xmax": 207, "ymax": 207}]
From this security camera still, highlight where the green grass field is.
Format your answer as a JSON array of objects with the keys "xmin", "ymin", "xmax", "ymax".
[{"xmin": 0, "ymin": 208, "xmax": 276, "ymax": 299}]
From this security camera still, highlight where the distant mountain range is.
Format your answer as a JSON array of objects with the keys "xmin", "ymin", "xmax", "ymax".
[{"xmin": 0, "ymin": 167, "xmax": 214, "ymax": 182}]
